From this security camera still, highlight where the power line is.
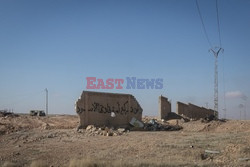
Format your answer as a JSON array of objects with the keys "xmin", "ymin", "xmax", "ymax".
[
  {"xmin": 196, "ymin": 0, "xmax": 213, "ymax": 48},
  {"xmin": 216, "ymin": 0, "xmax": 222, "ymax": 47}
]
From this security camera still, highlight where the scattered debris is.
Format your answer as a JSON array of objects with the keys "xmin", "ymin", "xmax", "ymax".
[
  {"xmin": 205, "ymin": 150, "xmax": 220, "ymax": 154},
  {"xmin": 143, "ymin": 119, "xmax": 182, "ymax": 131},
  {"xmin": 238, "ymin": 158, "xmax": 250, "ymax": 161},
  {"xmin": 205, "ymin": 115, "xmax": 216, "ymax": 122},
  {"xmin": 80, "ymin": 118, "xmax": 183, "ymax": 136},
  {"xmin": 201, "ymin": 115, "xmax": 217, "ymax": 123},
  {"xmin": 200, "ymin": 153, "xmax": 212, "ymax": 160},
  {"xmin": 201, "ymin": 150, "xmax": 220, "ymax": 161},
  {"xmin": 200, "ymin": 153, "xmax": 207, "ymax": 160},
  {"xmin": 130, "ymin": 117, "xmax": 144, "ymax": 128},
  {"xmin": 82, "ymin": 125, "xmax": 128, "ymax": 136},
  {"xmin": 47, "ymin": 133, "xmax": 56, "ymax": 138},
  {"xmin": 165, "ymin": 112, "xmax": 190, "ymax": 122},
  {"xmin": 117, "ymin": 128, "xmax": 126, "ymax": 133}
]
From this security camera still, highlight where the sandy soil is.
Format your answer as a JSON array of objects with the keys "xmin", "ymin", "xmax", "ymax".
[{"xmin": 0, "ymin": 114, "xmax": 250, "ymax": 167}]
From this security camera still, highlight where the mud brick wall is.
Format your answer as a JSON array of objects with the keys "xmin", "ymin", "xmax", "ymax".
[
  {"xmin": 158, "ymin": 95, "xmax": 171, "ymax": 119},
  {"xmin": 75, "ymin": 91, "xmax": 143, "ymax": 128},
  {"xmin": 177, "ymin": 102, "xmax": 216, "ymax": 119},
  {"xmin": 176, "ymin": 102, "xmax": 189, "ymax": 118}
]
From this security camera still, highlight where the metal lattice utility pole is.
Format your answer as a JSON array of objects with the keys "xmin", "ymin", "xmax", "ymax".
[
  {"xmin": 241, "ymin": 95, "xmax": 248, "ymax": 120},
  {"xmin": 45, "ymin": 88, "xmax": 48, "ymax": 116},
  {"xmin": 210, "ymin": 47, "xmax": 223, "ymax": 118}
]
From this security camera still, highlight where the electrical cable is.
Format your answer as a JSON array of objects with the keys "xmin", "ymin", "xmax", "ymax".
[
  {"xmin": 196, "ymin": 0, "xmax": 213, "ymax": 48},
  {"xmin": 216, "ymin": 0, "xmax": 222, "ymax": 47}
]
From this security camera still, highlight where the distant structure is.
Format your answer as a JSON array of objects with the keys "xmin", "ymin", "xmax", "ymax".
[
  {"xmin": 158, "ymin": 95, "xmax": 171, "ymax": 120},
  {"xmin": 241, "ymin": 95, "xmax": 248, "ymax": 120},
  {"xmin": 30, "ymin": 110, "xmax": 46, "ymax": 116},
  {"xmin": 177, "ymin": 101, "xmax": 217, "ymax": 120},
  {"xmin": 210, "ymin": 47, "xmax": 223, "ymax": 118},
  {"xmin": 45, "ymin": 88, "xmax": 48, "ymax": 116}
]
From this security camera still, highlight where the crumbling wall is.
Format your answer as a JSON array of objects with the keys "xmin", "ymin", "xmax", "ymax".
[
  {"xmin": 158, "ymin": 95, "xmax": 171, "ymax": 119},
  {"xmin": 176, "ymin": 102, "xmax": 189, "ymax": 118},
  {"xmin": 76, "ymin": 91, "xmax": 143, "ymax": 128},
  {"xmin": 176, "ymin": 102, "xmax": 216, "ymax": 119}
]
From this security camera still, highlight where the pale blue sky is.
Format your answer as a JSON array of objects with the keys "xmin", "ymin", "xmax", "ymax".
[{"xmin": 0, "ymin": 0, "xmax": 250, "ymax": 119}]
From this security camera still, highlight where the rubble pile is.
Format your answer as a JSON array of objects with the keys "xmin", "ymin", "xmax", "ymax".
[
  {"xmin": 201, "ymin": 115, "xmax": 217, "ymax": 123},
  {"xmin": 77, "ymin": 117, "xmax": 183, "ymax": 136},
  {"xmin": 78, "ymin": 125, "xmax": 128, "ymax": 136},
  {"xmin": 143, "ymin": 119, "xmax": 183, "ymax": 131}
]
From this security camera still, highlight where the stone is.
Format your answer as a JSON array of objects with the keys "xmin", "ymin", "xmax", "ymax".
[
  {"xmin": 77, "ymin": 129, "xmax": 84, "ymax": 133},
  {"xmin": 86, "ymin": 125, "xmax": 94, "ymax": 131},
  {"xmin": 117, "ymin": 128, "xmax": 125, "ymax": 133},
  {"xmin": 82, "ymin": 124, "xmax": 128, "ymax": 137},
  {"xmin": 107, "ymin": 131, "xmax": 113, "ymax": 136},
  {"xmin": 47, "ymin": 134, "xmax": 54, "ymax": 138},
  {"xmin": 41, "ymin": 123, "xmax": 50, "ymax": 130}
]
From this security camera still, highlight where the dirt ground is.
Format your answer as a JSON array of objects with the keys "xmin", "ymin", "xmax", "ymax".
[{"xmin": 0, "ymin": 114, "xmax": 250, "ymax": 167}]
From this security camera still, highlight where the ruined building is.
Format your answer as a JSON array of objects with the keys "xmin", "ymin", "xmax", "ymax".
[{"xmin": 75, "ymin": 91, "xmax": 143, "ymax": 128}]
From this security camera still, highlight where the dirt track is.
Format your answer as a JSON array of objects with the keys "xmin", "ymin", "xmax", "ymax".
[{"xmin": 0, "ymin": 114, "xmax": 250, "ymax": 167}]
